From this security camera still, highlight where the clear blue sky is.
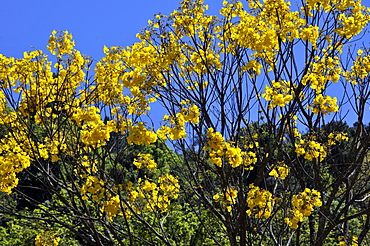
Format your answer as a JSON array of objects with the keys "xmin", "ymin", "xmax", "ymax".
[
  {"xmin": 0, "ymin": 0, "xmax": 369, "ymax": 126},
  {"xmin": 1, "ymin": 0, "xmax": 369, "ymax": 61},
  {"xmin": 0, "ymin": 0, "xmax": 187, "ymax": 59}
]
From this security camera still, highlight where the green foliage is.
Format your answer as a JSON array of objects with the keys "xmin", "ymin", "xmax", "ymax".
[
  {"xmin": 0, "ymin": 209, "xmax": 81, "ymax": 246},
  {"xmin": 0, "ymin": 219, "xmax": 38, "ymax": 246}
]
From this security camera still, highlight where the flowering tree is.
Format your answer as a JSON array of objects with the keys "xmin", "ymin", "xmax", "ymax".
[{"xmin": 1, "ymin": 0, "xmax": 370, "ymax": 245}]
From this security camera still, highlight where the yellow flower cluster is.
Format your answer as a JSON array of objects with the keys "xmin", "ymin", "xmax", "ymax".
[
  {"xmin": 269, "ymin": 162, "xmax": 289, "ymax": 180},
  {"xmin": 335, "ymin": 1, "xmax": 370, "ymax": 38},
  {"xmin": 180, "ymin": 103, "xmax": 201, "ymax": 124},
  {"xmin": 127, "ymin": 122, "xmax": 157, "ymax": 146},
  {"xmin": 246, "ymin": 184, "xmax": 273, "ymax": 219},
  {"xmin": 218, "ymin": 0, "xmax": 324, "ymax": 67},
  {"xmin": 35, "ymin": 231, "xmax": 61, "ymax": 246},
  {"xmin": 80, "ymin": 177, "xmax": 127, "ymax": 221},
  {"xmin": 220, "ymin": 1, "xmax": 279, "ymax": 63},
  {"xmin": 132, "ymin": 174, "xmax": 180, "ymax": 213},
  {"xmin": 295, "ymin": 139, "xmax": 327, "ymax": 162},
  {"xmin": 303, "ymin": 0, "xmax": 334, "ymax": 12},
  {"xmin": 14, "ymin": 31, "xmax": 87, "ymax": 122},
  {"xmin": 338, "ymin": 236, "xmax": 358, "ymax": 246},
  {"xmin": 133, "ymin": 153, "xmax": 157, "ymax": 170},
  {"xmin": 0, "ymin": 136, "xmax": 31, "ymax": 194},
  {"xmin": 204, "ymin": 128, "xmax": 253, "ymax": 168},
  {"xmin": 157, "ymin": 114, "xmax": 187, "ymax": 140},
  {"xmin": 299, "ymin": 47, "xmax": 343, "ymax": 115},
  {"xmin": 242, "ymin": 59, "xmax": 263, "ymax": 78},
  {"xmin": 39, "ymin": 137, "xmax": 67, "ymax": 163},
  {"xmin": 262, "ymin": 80, "xmax": 295, "ymax": 109},
  {"xmin": 103, "ymin": 195, "xmax": 122, "ymax": 221},
  {"xmin": 188, "ymin": 48, "xmax": 222, "ymax": 75},
  {"xmin": 80, "ymin": 176, "xmax": 106, "ymax": 201},
  {"xmin": 94, "ymin": 34, "xmax": 167, "ymax": 115},
  {"xmin": 242, "ymin": 151, "xmax": 258, "ymax": 170},
  {"xmin": 302, "ymin": 55, "xmax": 342, "ymax": 92},
  {"xmin": 157, "ymin": 103, "xmax": 200, "ymax": 140},
  {"xmin": 159, "ymin": 174, "xmax": 180, "ymax": 200},
  {"xmin": 285, "ymin": 188, "xmax": 322, "ymax": 229},
  {"xmin": 238, "ymin": 136, "xmax": 258, "ymax": 171},
  {"xmin": 72, "ymin": 106, "xmax": 101, "ymax": 127},
  {"xmin": 299, "ymin": 25, "xmax": 319, "ymax": 47},
  {"xmin": 0, "ymin": 56, "xmax": 15, "ymax": 89},
  {"xmin": 303, "ymin": 0, "xmax": 370, "ymax": 32},
  {"xmin": 345, "ymin": 51, "xmax": 370, "ymax": 85},
  {"xmin": 171, "ymin": 0, "xmax": 213, "ymax": 38},
  {"xmin": 74, "ymin": 156, "xmax": 98, "ymax": 178},
  {"xmin": 47, "ymin": 30, "xmax": 75, "ymax": 57},
  {"xmin": 310, "ymin": 94, "xmax": 339, "ymax": 115},
  {"xmin": 213, "ymin": 187, "xmax": 238, "ymax": 212},
  {"xmin": 328, "ymin": 132, "xmax": 349, "ymax": 145},
  {"xmin": 77, "ymin": 174, "xmax": 180, "ymax": 220},
  {"xmin": 72, "ymin": 106, "xmax": 117, "ymax": 147}
]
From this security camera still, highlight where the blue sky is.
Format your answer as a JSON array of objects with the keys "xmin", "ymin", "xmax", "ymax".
[
  {"xmin": 0, "ymin": 0, "xmax": 187, "ymax": 59},
  {"xmin": 1, "ymin": 0, "xmax": 369, "ymax": 61},
  {"xmin": 0, "ymin": 0, "xmax": 369, "ymax": 127}
]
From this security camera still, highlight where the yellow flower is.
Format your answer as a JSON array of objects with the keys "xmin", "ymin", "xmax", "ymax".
[
  {"xmin": 224, "ymin": 187, "xmax": 238, "ymax": 204},
  {"xmin": 262, "ymin": 80, "xmax": 295, "ymax": 109},
  {"xmin": 269, "ymin": 162, "xmax": 289, "ymax": 179},
  {"xmin": 127, "ymin": 122, "xmax": 158, "ymax": 146},
  {"xmin": 310, "ymin": 95, "xmax": 339, "ymax": 115},
  {"xmin": 295, "ymin": 139, "xmax": 326, "ymax": 162},
  {"xmin": 35, "ymin": 231, "xmax": 61, "ymax": 246},
  {"xmin": 80, "ymin": 176, "xmax": 106, "ymax": 201},
  {"xmin": 103, "ymin": 195, "xmax": 122, "ymax": 221},
  {"xmin": 285, "ymin": 188, "xmax": 322, "ymax": 228},
  {"xmin": 204, "ymin": 128, "xmax": 249, "ymax": 168},
  {"xmin": 246, "ymin": 184, "xmax": 273, "ymax": 219},
  {"xmin": 133, "ymin": 154, "xmax": 157, "ymax": 170}
]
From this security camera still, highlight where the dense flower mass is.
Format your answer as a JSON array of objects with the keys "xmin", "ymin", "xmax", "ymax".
[
  {"xmin": 133, "ymin": 174, "xmax": 180, "ymax": 213},
  {"xmin": 269, "ymin": 162, "xmax": 289, "ymax": 179},
  {"xmin": 262, "ymin": 80, "xmax": 295, "ymax": 109},
  {"xmin": 133, "ymin": 153, "xmax": 157, "ymax": 169},
  {"xmin": 295, "ymin": 139, "xmax": 327, "ymax": 162},
  {"xmin": 246, "ymin": 184, "xmax": 274, "ymax": 219},
  {"xmin": 285, "ymin": 188, "xmax": 322, "ymax": 229}
]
